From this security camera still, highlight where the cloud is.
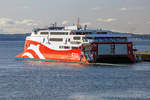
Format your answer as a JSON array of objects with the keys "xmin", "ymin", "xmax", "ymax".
[
  {"xmin": 91, "ymin": 7, "xmax": 100, "ymax": 11},
  {"xmin": 0, "ymin": 18, "xmax": 37, "ymax": 34},
  {"xmin": 0, "ymin": 18, "xmax": 15, "ymax": 26},
  {"xmin": 62, "ymin": 20, "xmax": 68, "ymax": 25},
  {"xmin": 147, "ymin": 21, "xmax": 150, "ymax": 24},
  {"xmin": 23, "ymin": 6, "xmax": 29, "ymax": 9},
  {"xmin": 81, "ymin": 22, "xmax": 92, "ymax": 26},
  {"xmin": 97, "ymin": 18, "xmax": 117, "ymax": 22},
  {"xmin": 0, "ymin": 29, "xmax": 8, "ymax": 34},
  {"xmin": 128, "ymin": 22, "xmax": 133, "ymax": 25},
  {"xmin": 0, "ymin": 18, "xmax": 35, "ymax": 26},
  {"xmin": 16, "ymin": 19, "xmax": 35, "ymax": 26},
  {"xmin": 120, "ymin": 8, "xmax": 128, "ymax": 11}
]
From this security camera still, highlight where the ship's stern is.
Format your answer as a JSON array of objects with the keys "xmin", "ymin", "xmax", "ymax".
[{"xmin": 81, "ymin": 42, "xmax": 136, "ymax": 63}]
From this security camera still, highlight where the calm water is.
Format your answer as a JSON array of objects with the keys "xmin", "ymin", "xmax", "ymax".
[{"xmin": 0, "ymin": 35, "xmax": 150, "ymax": 100}]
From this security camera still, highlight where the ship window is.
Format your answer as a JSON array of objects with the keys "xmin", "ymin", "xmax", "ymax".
[
  {"xmin": 87, "ymin": 32, "xmax": 92, "ymax": 34},
  {"xmin": 72, "ymin": 47, "xmax": 78, "ymax": 49},
  {"xmin": 50, "ymin": 32, "xmax": 68, "ymax": 35},
  {"xmin": 70, "ymin": 41, "xmax": 81, "ymax": 44},
  {"xmin": 40, "ymin": 32, "xmax": 49, "ymax": 35},
  {"xmin": 68, "ymin": 38, "xmax": 70, "ymax": 42},
  {"xmin": 59, "ymin": 46, "xmax": 63, "ymax": 48},
  {"xmin": 82, "ymin": 37, "xmax": 88, "ymax": 42},
  {"xmin": 64, "ymin": 46, "xmax": 70, "ymax": 49},
  {"xmin": 73, "ymin": 37, "xmax": 80, "ymax": 40},
  {"xmin": 71, "ymin": 32, "xmax": 92, "ymax": 35},
  {"xmin": 34, "ymin": 32, "xmax": 38, "ymax": 35},
  {"xmin": 59, "ymin": 46, "xmax": 70, "ymax": 49},
  {"xmin": 96, "ymin": 32, "xmax": 107, "ymax": 34},
  {"xmin": 87, "ymin": 37, "xmax": 93, "ymax": 39},
  {"xmin": 49, "ymin": 38, "xmax": 63, "ymax": 42},
  {"xmin": 76, "ymin": 32, "xmax": 83, "ymax": 35}
]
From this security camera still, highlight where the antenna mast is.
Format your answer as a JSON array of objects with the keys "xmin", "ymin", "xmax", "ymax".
[{"xmin": 77, "ymin": 17, "xmax": 81, "ymax": 30}]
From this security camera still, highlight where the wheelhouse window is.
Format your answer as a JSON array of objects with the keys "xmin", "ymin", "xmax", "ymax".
[
  {"xmin": 50, "ymin": 32, "xmax": 68, "ymax": 35},
  {"xmin": 40, "ymin": 32, "xmax": 49, "ymax": 35},
  {"xmin": 73, "ymin": 37, "xmax": 81, "ymax": 40},
  {"xmin": 49, "ymin": 38, "xmax": 63, "ymax": 42}
]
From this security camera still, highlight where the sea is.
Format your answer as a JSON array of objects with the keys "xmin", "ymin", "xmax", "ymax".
[{"xmin": 0, "ymin": 34, "xmax": 150, "ymax": 100}]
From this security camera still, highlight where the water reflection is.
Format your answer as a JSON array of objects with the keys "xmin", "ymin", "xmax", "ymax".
[
  {"xmin": 70, "ymin": 89, "xmax": 150, "ymax": 100},
  {"xmin": 23, "ymin": 60, "xmax": 87, "ymax": 67},
  {"xmin": 20, "ymin": 60, "xmax": 132, "ymax": 68},
  {"xmin": 130, "ymin": 62, "xmax": 150, "ymax": 71}
]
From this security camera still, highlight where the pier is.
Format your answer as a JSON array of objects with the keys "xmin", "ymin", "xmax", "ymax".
[{"xmin": 136, "ymin": 52, "xmax": 150, "ymax": 61}]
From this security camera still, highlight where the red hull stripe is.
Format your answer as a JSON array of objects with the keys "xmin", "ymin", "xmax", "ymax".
[
  {"xmin": 17, "ymin": 40, "xmax": 83, "ymax": 63},
  {"xmin": 23, "ymin": 49, "xmax": 40, "ymax": 59}
]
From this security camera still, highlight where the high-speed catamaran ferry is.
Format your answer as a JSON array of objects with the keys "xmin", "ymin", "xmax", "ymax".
[{"xmin": 16, "ymin": 24, "xmax": 136, "ymax": 64}]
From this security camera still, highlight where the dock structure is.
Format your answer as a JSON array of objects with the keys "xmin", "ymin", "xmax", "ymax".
[{"xmin": 136, "ymin": 52, "xmax": 150, "ymax": 61}]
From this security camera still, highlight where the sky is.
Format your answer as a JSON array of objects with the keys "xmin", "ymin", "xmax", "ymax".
[{"xmin": 0, "ymin": 0, "xmax": 150, "ymax": 34}]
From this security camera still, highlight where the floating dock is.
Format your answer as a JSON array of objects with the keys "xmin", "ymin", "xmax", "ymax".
[{"xmin": 136, "ymin": 52, "xmax": 150, "ymax": 61}]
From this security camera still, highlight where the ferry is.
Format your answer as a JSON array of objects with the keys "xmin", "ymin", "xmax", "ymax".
[{"xmin": 16, "ymin": 24, "xmax": 136, "ymax": 64}]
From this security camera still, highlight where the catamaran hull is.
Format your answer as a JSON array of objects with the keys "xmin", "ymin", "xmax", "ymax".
[
  {"xmin": 16, "ymin": 40, "xmax": 89, "ymax": 63},
  {"xmin": 16, "ymin": 40, "xmax": 135, "ymax": 64}
]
